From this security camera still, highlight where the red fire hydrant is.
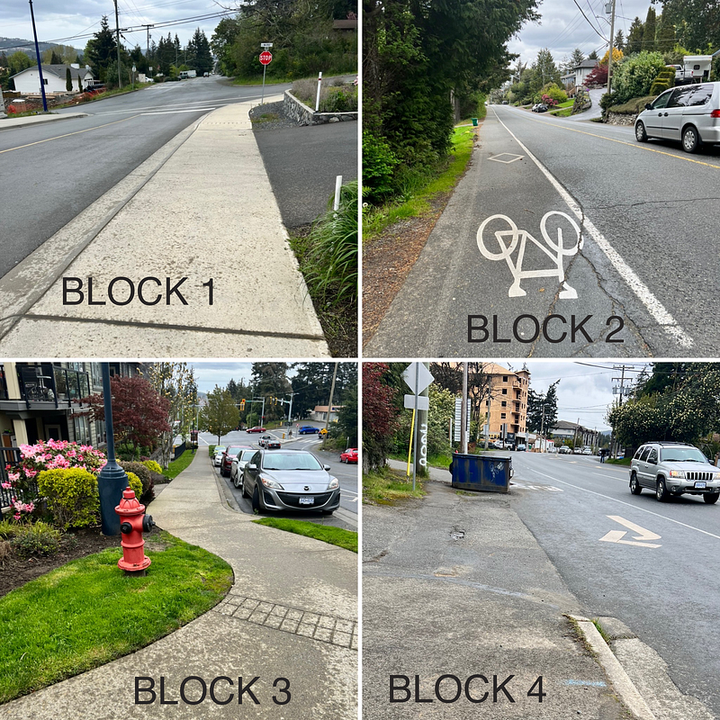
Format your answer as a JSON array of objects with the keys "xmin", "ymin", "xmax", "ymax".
[{"xmin": 115, "ymin": 487, "xmax": 155, "ymax": 575}]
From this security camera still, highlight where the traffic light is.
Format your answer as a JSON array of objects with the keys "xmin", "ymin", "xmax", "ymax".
[{"xmin": 239, "ymin": 399, "xmax": 245, "ymax": 411}]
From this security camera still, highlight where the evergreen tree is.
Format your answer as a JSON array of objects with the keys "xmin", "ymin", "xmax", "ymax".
[
  {"xmin": 613, "ymin": 29, "xmax": 625, "ymax": 52},
  {"xmin": 587, "ymin": 49, "xmax": 599, "ymax": 60},
  {"xmin": 656, "ymin": 13, "xmax": 676, "ymax": 52},
  {"xmin": 533, "ymin": 48, "xmax": 561, "ymax": 88},
  {"xmin": 644, "ymin": 6, "xmax": 657, "ymax": 51},
  {"xmin": 66, "ymin": 66, "xmax": 73, "ymax": 92},
  {"xmin": 570, "ymin": 47, "xmax": 585, "ymax": 68},
  {"xmin": 626, "ymin": 17, "xmax": 645, "ymax": 55},
  {"xmin": 85, "ymin": 16, "xmax": 117, "ymax": 83}
]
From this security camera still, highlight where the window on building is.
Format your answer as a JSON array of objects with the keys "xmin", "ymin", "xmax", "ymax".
[
  {"xmin": 502, "ymin": 389, "xmax": 507, "ymax": 395},
  {"xmin": 501, "ymin": 413, "xmax": 506, "ymax": 419},
  {"xmin": 502, "ymin": 376, "xmax": 508, "ymax": 382}
]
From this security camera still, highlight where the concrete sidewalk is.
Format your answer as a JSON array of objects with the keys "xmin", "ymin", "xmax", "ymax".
[
  {"xmin": 0, "ymin": 99, "xmax": 328, "ymax": 356},
  {"xmin": 363, "ymin": 462, "xmax": 638, "ymax": 719},
  {"xmin": 0, "ymin": 112, "xmax": 89, "ymax": 129},
  {"xmin": 2, "ymin": 450, "xmax": 357, "ymax": 719}
]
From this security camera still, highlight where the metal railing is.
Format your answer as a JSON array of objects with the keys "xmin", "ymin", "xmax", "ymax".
[{"xmin": 13, "ymin": 363, "xmax": 90, "ymax": 409}]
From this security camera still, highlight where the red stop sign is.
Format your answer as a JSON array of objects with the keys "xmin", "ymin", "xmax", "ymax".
[{"xmin": 259, "ymin": 51, "xmax": 272, "ymax": 65}]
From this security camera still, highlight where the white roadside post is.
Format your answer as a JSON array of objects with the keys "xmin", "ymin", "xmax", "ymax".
[
  {"xmin": 315, "ymin": 71, "xmax": 323, "ymax": 111},
  {"xmin": 333, "ymin": 175, "xmax": 343, "ymax": 211}
]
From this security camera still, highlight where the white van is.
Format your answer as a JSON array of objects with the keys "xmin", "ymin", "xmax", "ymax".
[{"xmin": 635, "ymin": 82, "xmax": 720, "ymax": 153}]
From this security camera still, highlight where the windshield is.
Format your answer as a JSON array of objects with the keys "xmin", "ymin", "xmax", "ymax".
[
  {"xmin": 239, "ymin": 450, "xmax": 255, "ymax": 460},
  {"xmin": 226, "ymin": 446, "xmax": 244, "ymax": 455},
  {"xmin": 660, "ymin": 447, "xmax": 707, "ymax": 463},
  {"xmin": 263, "ymin": 453, "xmax": 323, "ymax": 471}
]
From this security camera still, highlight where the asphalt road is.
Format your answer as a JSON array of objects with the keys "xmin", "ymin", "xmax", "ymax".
[
  {"xmin": 197, "ymin": 426, "xmax": 358, "ymax": 529},
  {"xmin": 0, "ymin": 77, "xmax": 289, "ymax": 280},
  {"xmin": 509, "ymin": 450, "xmax": 720, "ymax": 715},
  {"xmin": 366, "ymin": 104, "xmax": 720, "ymax": 358},
  {"xmin": 254, "ymin": 117, "xmax": 358, "ymax": 228}
]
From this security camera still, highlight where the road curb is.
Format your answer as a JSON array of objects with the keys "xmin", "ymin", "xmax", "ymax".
[
  {"xmin": 569, "ymin": 615, "xmax": 656, "ymax": 719},
  {"xmin": 0, "ymin": 111, "xmax": 89, "ymax": 130}
]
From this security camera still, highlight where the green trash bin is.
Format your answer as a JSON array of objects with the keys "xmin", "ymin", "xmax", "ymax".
[{"xmin": 471, "ymin": 117, "xmax": 478, "ymax": 126}]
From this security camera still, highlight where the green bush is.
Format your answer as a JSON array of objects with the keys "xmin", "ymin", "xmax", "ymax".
[
  {"xmin": 363, "ymin": 130, "xmax": 400, "ymax": 203},
  {"xmin": 37, "ymin": 468, "xmax": 144, "ymax": 530},
  {"xmin": 209, "ymin": 445, "xmax": 216, "ymax": 457},
  {"xmin": 542, "ymin": 83, "xmax": 568, "ymax": 103},
  {"xmin": 38, "ymin": 468, "xmax": 100, "ymax": 530},
  {"xmin": 11, "ymin": 522, "xmax": 61, "ymax": 557},
  {"xmin": 613, "ymin": 52, "xmax": 666, "ymax": 104},
  {"xmin": 0, "ymin": 520, "xmax": 23, "ymax": 540},
  {"xmin": 119, "ymin": 462, "xmax": 155, "ymax": 504}
]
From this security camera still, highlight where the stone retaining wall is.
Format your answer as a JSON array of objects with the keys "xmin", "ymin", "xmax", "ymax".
[
  {"xmin": 606, "ymin": 112, "xmax": 637, "ymax": 126},
  {"xmin": 283, "ymin": 90, "xmax": 357, "ymax": 126}
]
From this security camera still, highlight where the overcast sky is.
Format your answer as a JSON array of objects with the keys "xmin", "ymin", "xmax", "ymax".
[
  {"xmin": 189, "ymin": 362, "xmax": 253, "ymax": 395},
  {"xmin": 509, "ymin": 0, "xmax": 653, "ymax": 67},
  {"xmin": 1, "ymin": 0, "xmax": 230, "ymax": 55},
  {"xmin": 508, "ymin": 360, "xmax": 650, "ymax": 432}
]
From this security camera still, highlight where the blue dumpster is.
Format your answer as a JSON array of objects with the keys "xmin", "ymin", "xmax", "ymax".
[{"xmin": 451, "ymin": 453, "xmax": 512, "ymax": 493}]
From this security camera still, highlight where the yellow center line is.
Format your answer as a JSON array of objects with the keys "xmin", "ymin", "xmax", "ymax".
[
  {"xmin": 0, "ymin": 114, "xmax": 141, "ymax": 154},
  {"xmin": 506, "ymin": 109, "xmax": 720, "ymax": 170}
]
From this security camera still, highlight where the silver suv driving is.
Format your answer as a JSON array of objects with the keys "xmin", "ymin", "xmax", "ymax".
[
  {"xmin": 629, "ymin": 441, "xmax": 720, "ymax": 503},
  {"xmin": 634, "ymin": 82, "xmax": 720, "ymax": 153}
]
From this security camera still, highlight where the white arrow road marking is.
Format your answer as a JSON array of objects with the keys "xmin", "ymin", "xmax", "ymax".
[{"xmin": 600, "ymin": 515, "xmax": 662, "ymax": 548}]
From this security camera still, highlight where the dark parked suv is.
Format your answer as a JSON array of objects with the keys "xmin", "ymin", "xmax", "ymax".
[{"xmin": 629, "ymin": 441, "xmax": 720, "ymax": 503}]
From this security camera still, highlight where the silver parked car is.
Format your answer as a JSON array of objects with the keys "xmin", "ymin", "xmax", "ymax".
[
  {"xmin": 629, "ymin": 441, "xmax": 720, "ymax": 503},
  {"xmin": 242, "ymin": 449, "xmax": 340, "ymax": 514},
  {"xmin": 231, "ymin": 447, "xmax": 258, "ymax": 489},
  {"xmin": 213, "ymin": 446, "xmax": 226, "ymax": 467},
  {"xmin": 634, "ymin": 82, "xmax": 720, "ymax": 153}
]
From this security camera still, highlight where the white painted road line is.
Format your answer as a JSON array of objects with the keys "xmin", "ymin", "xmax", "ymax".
[
  {"xmin": 529, "ymin": 468, "xmax": 720, "ymax": 541},
  {"xmin": 492, "ymin": 107, "xmax": 694, "ymax": 349}
]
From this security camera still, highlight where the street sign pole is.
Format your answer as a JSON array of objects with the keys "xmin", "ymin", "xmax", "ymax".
[
  {"xmin": 261, "ymin": 63, "xmax": 267, "ymax": 104},
  {"xmin": 413, "ymin": 363, "xmax": 418, "ymax": 491}
]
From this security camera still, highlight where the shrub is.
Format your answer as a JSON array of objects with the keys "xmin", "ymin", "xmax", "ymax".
[
  {"xmin": 542, "ymin": 83, "xmax": 567, "ymax": 103},
  {"xmin": 11, "ymin": 522, "xmax": 61, "ymax": 557},
  {"xmin": 120, "ymin": 462, "xmax": 155, "ymax": 504},
  {"xmin": 0, "ymin": 520, "xmax": 23, "ymax": 540},
  {"xmin": 142, "ymin": 460, "xmax": 163, "ymax": 475},
  {"xmin": 612, "ymin": 52, "xmax": 666, "ymax": 104},
  {"xmin": 363, "ymin": 130, "xmax": 399, "ymax": 202},
  {"xmin": 38, "ymin": 468, "xmax": 100, "ymax": 530},
  {"xmin": 322, "ymin": 86, "xmax": 357, "ymax": 112},
  {"xmin": 125, "ymin": 472, "xmax": 144, "ymax": 502}
]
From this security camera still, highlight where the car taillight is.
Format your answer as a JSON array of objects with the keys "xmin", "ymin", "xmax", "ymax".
[{"xmin": 711, "ymin": 109, "xmax": 720, "ymax": 118}]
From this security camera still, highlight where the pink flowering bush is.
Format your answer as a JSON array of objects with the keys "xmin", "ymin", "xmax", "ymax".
[{"xmin": 4, "ymin": 440, "xmax": 107, "ymax": 521}]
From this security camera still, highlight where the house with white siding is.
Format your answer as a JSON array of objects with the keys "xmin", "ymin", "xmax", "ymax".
[{"xmin": 11, "ymin": 63, "xmax": 94, "ymax": 94}]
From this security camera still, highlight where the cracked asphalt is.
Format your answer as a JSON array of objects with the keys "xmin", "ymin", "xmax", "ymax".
[{"xmin": 364, "ymin": 104, "xmax": 720, "ymax": 358}]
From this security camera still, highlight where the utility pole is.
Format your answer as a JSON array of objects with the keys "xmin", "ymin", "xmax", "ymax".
[
  {"xmin": 607, "ymin": 0, "xmax": 617, "ymax": 94},
  {"xmin": 324, "ymin": 362, "xmax": 338, "ymax": 438},
  {"xmin": 28, "ymin": 0, "xmax": 48, "ymax": 112},
  {"xmin": 484, "ymin": 385, "xmax": 491, "ymax": 450},
  {"xmin": 113, "ymin": 0, "xmax": 122, "ymax": 89},
  {"xmin": 143, "ymin": 24, "xmax": 152, "ymax": 59}
]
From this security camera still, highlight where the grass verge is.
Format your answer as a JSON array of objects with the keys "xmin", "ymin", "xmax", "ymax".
[
  {"xmin": 363, "ymin": 465, "xmax": 426, "ymax": 505},
  {"xmin": 0, "ymin": 531, "xmax": 232, "ymax": 703},
  {"xmin": 363, "ymin": 123, "xmax": 478, "ymax": 241},
  {"xmin": 164, "ymin": 448, "xmax": 196, "ymax": 479},
  {"xmin": 253, "ymin": 517, "xmax": 357, "ymax": 553},
  {"xmin": 606, "ymin": 458, "xmax": 631, "ymax": 466}
]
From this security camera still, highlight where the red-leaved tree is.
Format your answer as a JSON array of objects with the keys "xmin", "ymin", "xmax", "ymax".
[
  {"xmin": 584, "ymin": 64, "xmax": 608, "ymax": 87},
  {"xmin": 362, "ymin": 363, "xmax": 399, "ymax": 471},
  {"xmin": 84, "ymin": 376, "xmax": 171, "ymax": 457}
]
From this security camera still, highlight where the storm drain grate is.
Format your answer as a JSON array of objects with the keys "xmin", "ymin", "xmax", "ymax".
[{"xmin": 450, "ymin": 530, "xmax": 465, "ymax": 541}]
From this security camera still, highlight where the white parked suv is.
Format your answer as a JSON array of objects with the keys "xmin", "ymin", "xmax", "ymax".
[
  {"xmin": 634, "ymin": 82, "xmax": 720, "ymax": 153},
  {"xmin": 629, "ymin": 441, "xmax": 720, "ymax": 503}
]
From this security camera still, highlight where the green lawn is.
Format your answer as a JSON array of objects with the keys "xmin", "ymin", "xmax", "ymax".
[
  {"xmin": 0, "ymin": 532, "xmax": 232, "ymax": 703},
  {"xmin": 606, "ymin": 457, "xmax": 631, "ymax": 466},
  {"xmin": 253, "ymin": 517, "xmax": 357, "ymax": 553},
  {"xmin": 164, "ymin": 448, "xmax": 196, "ymax": 479},
  {"xmin": 363, "ymin": 465, "xmax": 426, "ymax": 504}
]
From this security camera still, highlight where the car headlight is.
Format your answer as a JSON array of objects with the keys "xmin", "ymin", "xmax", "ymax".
[
  {"xmin": 328, "ymin": 476, "xmax": 339, "ymax": 490},
  {"xmin": 260, "ymin": 475, "xmax": 283, "ymax": 490},
  {"xmin": 669, "ymin": 470, "xmax": 686, "ymax": 478},
  {"xmin": 714, "ymin": 473, "xmax": 720, "ymax": 481}
]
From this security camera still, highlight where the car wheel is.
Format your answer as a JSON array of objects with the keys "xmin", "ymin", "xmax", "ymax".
[
  {"xmin": 682, "ymin": 125, "xmax": 700, "ymax": 153},
  {"xmin": 656, "ymin": 478, "xmax": 670, "ymax": 502},
  {"xmin": 635, "ymin": 121, "xmax": 648, "ymax": 142},
  {"xmin": 252, "ymin": 484, "xmax": 261, "ymax": 513},
  {"xmin": 630, "ymin": 473, "xmax": 642, "ymax": 495},
  {"xmin": 703, "ymin": 492, "xmax": 719, "ymax": 505},
  {"xmin": 233, "ymin": 472, "xmax": 240, "ymax": 489},
  {"xmin": 241, "ymin": 473, "xmax": 248, "ymax": 498}
]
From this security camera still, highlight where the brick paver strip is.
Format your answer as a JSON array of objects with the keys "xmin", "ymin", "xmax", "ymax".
[{"xmin": 214, "ymin": 595, "xmax": 357, "ymax": 650}]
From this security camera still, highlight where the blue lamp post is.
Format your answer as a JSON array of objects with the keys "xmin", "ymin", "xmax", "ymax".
[{"xmin": 97, "ymin": 363, "xmax": 129, "ymax": 535}]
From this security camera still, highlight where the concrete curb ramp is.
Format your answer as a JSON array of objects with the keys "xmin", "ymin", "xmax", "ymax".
[{"xmin": 0, "ymin": 100, "xmax": 328, "ymax": 357}]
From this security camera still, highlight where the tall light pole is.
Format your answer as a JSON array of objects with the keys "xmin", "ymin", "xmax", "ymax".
[
  {"xmin": 607, "ymin": 0, "xmax": 617, "ymax": 94},
  {"xmin": 28, "ymin": 0, "xmax": 48, "ymax": 112}
]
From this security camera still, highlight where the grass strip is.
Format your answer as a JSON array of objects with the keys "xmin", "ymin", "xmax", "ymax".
[
  {"xmin": 0, "ymin": 531, "xmax": 232, "ymax": 704},
  {"xmin": 252, "ymin": 517, "xmax": 357, "ymax": 553},
  {"xmin": 363, "ymin": 465, "xmax": 426, "ymax": 505},
  {"xmin": 364, "ymin": 124, "xmax": 478, "ymax": 241},
  {"xmin": 164, "ymin": 448, "xmax": 196, "ymax": 480},
  {"xmin": 606, "ymin": 457, "xmax": 631, "ymax": 466}
]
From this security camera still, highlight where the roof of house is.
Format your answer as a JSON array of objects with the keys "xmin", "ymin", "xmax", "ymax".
[
  {"xmin": 11, "ymin": 64, "xmax": 93, "ymax": 80},
  {"xmin": 575, "ymin": 59, "xmax": 599, "ymax": 70}
]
